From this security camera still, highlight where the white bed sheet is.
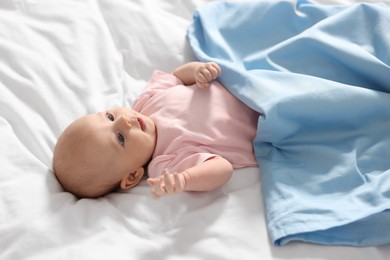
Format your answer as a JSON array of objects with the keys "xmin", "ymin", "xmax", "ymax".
[{"xmin": 0, "ymin": 0, "xmax": 389, "ymax": 259}]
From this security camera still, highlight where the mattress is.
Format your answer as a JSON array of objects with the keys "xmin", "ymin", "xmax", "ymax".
[{"xmin": 1, "ymin": 0, "xmax": 389, "ymax": 259}]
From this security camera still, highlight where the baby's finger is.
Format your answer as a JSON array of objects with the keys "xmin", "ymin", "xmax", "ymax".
[
  {"xmin": 146, "ymin": 178, "xmax": 155, "ymax": 187},
  {"xmin": 153, "ymin": 176, "xmax": 165, "ymax": 195},
  {"xmin": 196, "ymin": 69, "xmax": 211, "ymax": 84},
  {"xmin": 209, "ymin": 62, "xmax": 221, "ymax": 77},
  {"xmin": 174, "ymin": 173, "xmax": 184, "ymax": 192},
  {"xmin": 202, "ymin": 66, "xmax": 214, "ymax": 82},
  {"xmin": 163, "ymin": 170, "xmax": 175, "ymax": 194},
  {"xmin": 197, "ymin": 81, "xmax": 210, "ymax": 89},
  {"xmin": 148, "ymin": 177, "xmax": 162, "ymax": 199}
]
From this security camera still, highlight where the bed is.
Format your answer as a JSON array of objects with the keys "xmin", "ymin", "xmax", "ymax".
[{"xmin": 1, "ymin": 0, "xmax": 390, "ymax": 259}]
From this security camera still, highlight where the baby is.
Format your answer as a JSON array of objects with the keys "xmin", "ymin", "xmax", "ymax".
[{"xmin": 53, "ymin": 62, "xmax": 259, "ymax": 199}]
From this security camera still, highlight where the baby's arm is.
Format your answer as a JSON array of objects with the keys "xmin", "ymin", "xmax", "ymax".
[
  {"xmin": 147, "ymin": 157, "xmax": 233, "ymax": 199},
  {"xmin": 173, "ymin": 62, "xmax": 221, "ymax": 88}
]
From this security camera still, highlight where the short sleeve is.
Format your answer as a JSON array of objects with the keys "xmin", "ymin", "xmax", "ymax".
[{"xmin": 133, "ymin": 70, "xmax": 183, "ymax": 112}]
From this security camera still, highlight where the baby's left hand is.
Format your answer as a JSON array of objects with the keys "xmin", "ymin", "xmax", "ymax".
[
  {"xmin": 195, "ymin": 62, "xmax": 221, "ymax": 88},
  {"xmin": 147, "ymin": 169, "xmax": 187, "ymax": 199}
]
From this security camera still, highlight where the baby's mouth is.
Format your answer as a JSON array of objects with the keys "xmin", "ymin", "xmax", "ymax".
[{"xmin": 137, "ymin": 117, "xmax": 146, "ymax": 132}]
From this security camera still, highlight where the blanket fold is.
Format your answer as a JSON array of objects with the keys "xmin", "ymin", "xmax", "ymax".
[{"xmin": 187, "ymin": 0, "xmax": 390, "ymax": 246}]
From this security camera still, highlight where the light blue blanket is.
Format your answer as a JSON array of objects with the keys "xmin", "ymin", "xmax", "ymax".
[{"xmin": 187, "ymin": 0, "xmax": 390, "ymax": 246}]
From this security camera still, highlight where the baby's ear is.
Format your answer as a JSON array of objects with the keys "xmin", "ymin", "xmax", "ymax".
[{"xmin": 120, "ymin": 167, "xmax": 145, "ymax": 190}]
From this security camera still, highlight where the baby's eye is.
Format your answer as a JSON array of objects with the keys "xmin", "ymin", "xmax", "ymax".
[
  {"xmin": 106, "ymin": 113, "xmax": 114, "ymax": 121},
  {"xmin": 117, "ymin": 133, "xmax": 125, "ymax": 145}
]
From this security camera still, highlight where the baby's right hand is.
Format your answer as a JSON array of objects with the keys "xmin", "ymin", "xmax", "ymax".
[{"xmin": 195, "ymin": 62, "xmax": 221, "ymax": 88}]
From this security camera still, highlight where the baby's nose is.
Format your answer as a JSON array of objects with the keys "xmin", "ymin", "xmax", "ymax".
[{"xmin": 117, "ymin": 115, "xmax": 132, "ymax": 129}]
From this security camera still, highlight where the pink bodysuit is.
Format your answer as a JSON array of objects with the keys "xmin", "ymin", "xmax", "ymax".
[{"xmin": 133, "ymin": 70, "xmax": 258, "ymax": 178}]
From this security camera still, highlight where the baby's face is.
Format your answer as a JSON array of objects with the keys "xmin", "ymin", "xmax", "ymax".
[{"xmin": 77, "ymin": 107, "xmax": 157, "ymax": 180}]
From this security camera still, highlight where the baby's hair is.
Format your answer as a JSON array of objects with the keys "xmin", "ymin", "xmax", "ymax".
[
  {"xmin": 53, "ymin": 158, "xmax": 119, "ymax": 198},
  {"xmin": 53, "ymin": 124, "xmax": 120, "ymax": 198}
]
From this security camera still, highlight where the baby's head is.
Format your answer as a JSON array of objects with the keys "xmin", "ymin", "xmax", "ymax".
[{"xmin": 53, "ymin": 107, "xmax": 157, "ymax": 198}]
